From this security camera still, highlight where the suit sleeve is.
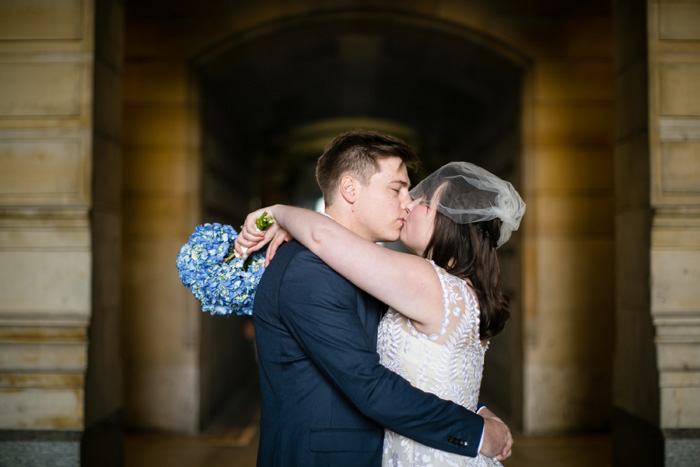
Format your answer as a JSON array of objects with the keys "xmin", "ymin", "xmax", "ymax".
[{"xmin": 278, "ymin": 250, "xmax": 484, "ymax": 457}]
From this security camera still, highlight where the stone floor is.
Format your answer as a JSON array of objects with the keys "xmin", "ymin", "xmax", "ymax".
[{"xmin": 125, "ymin": 418, "xmax": 612, "ymax": 467}]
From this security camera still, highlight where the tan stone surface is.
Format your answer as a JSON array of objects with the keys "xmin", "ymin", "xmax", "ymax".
[
  {"xmin": 0, "ymin": 0, "xmax": 84, "ymax": 42},
  {"xmin": 660, "ymin": 142, "xmax": 700, "ymax": 193},
  {"xmin": 661, "ymin": 385, "xmax": 700, "ymax": 428},
  {"xmin": 0, "ymin": 388, "xmax": 83, "ymax": 429},
  {"xmin": 659, "ymin": 2, "xmax": 700, "ymax": 41},
  {"xmin": 0, "ymin": 0, "xmax": 95, "ymax": 433},
  {"xmin": 660, "ymin": 63, "xmax": 700, "ymax": 116},
  {"xmin": 0, "ymin": 251, "xmax": 90, "ymax": 315}
]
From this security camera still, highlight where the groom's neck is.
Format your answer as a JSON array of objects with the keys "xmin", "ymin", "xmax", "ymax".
[{"xmin": 324, "ymin": 206, "xmax": 367, "ymax": 240}]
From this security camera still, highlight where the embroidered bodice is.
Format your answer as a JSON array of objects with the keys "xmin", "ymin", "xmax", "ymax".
[{"xmin": 376, "ymin": 260, "xmax": 501, "ymax": 467}]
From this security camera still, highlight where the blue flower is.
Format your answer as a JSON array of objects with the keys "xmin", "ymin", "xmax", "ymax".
[{"xmin": 176, "ymin": 223, "xmax": 266, "ymax": 316}]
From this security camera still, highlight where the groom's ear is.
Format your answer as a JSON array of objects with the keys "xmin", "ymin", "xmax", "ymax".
[{"xmin": 339, "ymin": 175, "xmax": 357, "ymax": 204}]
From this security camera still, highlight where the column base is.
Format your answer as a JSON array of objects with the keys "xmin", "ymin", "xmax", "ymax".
[
  {"xmin": 613, "ymin": 407, "xmax": 700, "ymax": 467},
  {"xmin": 0, "ymin": 430, "xmax": 81, "ymax": 467}
]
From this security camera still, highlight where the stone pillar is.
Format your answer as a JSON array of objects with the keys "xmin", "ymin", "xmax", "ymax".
[
  {"xmin": 0, "ymin": 1, "xmax": 124, "ymax": 465},
  {"xmin": 648, "ymin": 0, "xmax": 700, "ymax": 464},
  {"xmin": 122, "ymin": 54, "xmax": 202, "ymax": 433},
  {"xmin": 613, "ymin": 1, "xmax": 700, "ymax": 465}
]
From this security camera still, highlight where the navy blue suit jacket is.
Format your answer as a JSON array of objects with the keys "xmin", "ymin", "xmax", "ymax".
[{"xmin": 254, "ymin": 240, "xmax": 484, "ymax": 466}]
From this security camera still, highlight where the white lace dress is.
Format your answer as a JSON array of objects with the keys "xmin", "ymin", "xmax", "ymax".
[{"xmin": 377, "ymin": 260, "xmax": 502, "ymax": 467}]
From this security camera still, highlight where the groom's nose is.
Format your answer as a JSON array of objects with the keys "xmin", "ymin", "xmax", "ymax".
[{"xmin": 400, "ymin": 192, "xmax": 412, "ymax": 211}]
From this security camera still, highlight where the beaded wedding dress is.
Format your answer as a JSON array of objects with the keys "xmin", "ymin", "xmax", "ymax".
[{"xmin": 377, "ymin": 260, "xmax": 502, "ymax": 467}]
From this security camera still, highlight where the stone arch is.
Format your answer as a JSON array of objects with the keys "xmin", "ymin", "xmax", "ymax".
[{"xmin": 191, "ymin": 9, "xmax": 530, "ymax": 428}]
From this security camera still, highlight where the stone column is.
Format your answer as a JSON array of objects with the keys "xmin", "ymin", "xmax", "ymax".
[
  {"xmin": 0, "ymin": 1, "xmax": 123, "ymax": 465},
  {"xmin": 648, "ymin": 0, "xmax": 700, "ymax": 465},
  {"xmin": 613, "ymin": 1, "xmax": 700, "ymax": 465}
]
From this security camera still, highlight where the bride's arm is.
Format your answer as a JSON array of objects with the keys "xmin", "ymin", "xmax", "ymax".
[{"xmin": 236, "ymin": 205, "xmax": 444, "ymax": 331}]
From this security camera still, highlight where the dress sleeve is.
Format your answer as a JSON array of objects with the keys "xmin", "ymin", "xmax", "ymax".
[
  {"xmin": 278, "ymin": 250, "xmax": 485, "ymax": 457},
  {"xmin": 404, "ymin": 260, "xmax": 482, "ymax": 348}
]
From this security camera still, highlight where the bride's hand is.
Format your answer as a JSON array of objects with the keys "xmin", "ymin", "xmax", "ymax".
[
  {"xmin": 479, "ymin": 408, "xmax": 513, "ymax": 460},
  {"xmin": 234, "ymin": 207, "xmax": 292, "ymax": 267}
]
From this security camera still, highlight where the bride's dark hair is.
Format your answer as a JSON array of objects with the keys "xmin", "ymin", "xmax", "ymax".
[{"xmin": 423, "ymin": 212, "xmax": 510, "ymax": 340}]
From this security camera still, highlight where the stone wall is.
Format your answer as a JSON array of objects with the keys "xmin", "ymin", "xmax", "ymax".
[{"xmin": 0, "ymin": 0, "xmax": 97, "ymax": 465}]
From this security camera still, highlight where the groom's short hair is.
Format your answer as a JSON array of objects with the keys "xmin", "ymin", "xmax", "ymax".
[{"xmin": 316, "ymin": 129, "xmax": 419, "ymax": 206}]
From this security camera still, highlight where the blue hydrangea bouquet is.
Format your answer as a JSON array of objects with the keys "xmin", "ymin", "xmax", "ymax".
[{"xmin": 176, "ymin": 214, "xmax": 273, "ymax": 316}]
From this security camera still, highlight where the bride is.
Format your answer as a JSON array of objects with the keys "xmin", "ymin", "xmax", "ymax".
[{"xmin": 237, "ymin": 161, "xmax": 524, "ymax": 466}]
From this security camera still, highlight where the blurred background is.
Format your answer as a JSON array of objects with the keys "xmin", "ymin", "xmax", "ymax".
[{"xmin": 0, "ymin": 1, "xmax": 699, "ymax": 466}]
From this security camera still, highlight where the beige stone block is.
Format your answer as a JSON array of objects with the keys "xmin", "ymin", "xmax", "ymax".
[
  {"xmin": 657, "ymin": 341, "xmax": 700, "ymax": 371},
  {"xmin": 0, "ymin": 137, "xmax": 89, "ymax": 205},
  {"xmin": 534, "ymin": 103, "xmax": 614, "ymax": 145},
  {"xmin": 0, "ymin": 228, "xmax": 89, "ymax": 249},
  {"xmin": 660, "ymin": 63, "xmax": 700, "ymax": 116},
  {"xmin": 0, "ymin": 62, "xmax": 87, "ymax": 118},
  {"xmin": 652, "ymin": 249, "xmax": 700, "ymax": 313},
  {"xmin": 535, "ymin": 195, "xmax": 614, "ymax": 235},
  {"xmin": 524, "ymin": 364, "xmax": 611, "ymax": 432},
  {"xmin": 0, "ymin": 373, "xmax": 83, "ymax": 389},
  {"xmin": 123, "ymin": 105, "xmax": 193, "ymax": 147},
  {"xmin": 0, "ymin": 388, "xmax": 83, "ymax": 429},
  {"xmin": 124, "ymin": 365, "xmax": 197, "ymax": 433},
  {"xmin": 661, "ymin": 385, "xmax": 700, "ymax": 428},
  {"xmin": 653, "ymin": 217, "xmax": 700, "ymax": 247},
  {"xmin": 660, "ymin": 142, "xmax": 700, "ymax": 194},
  {"xmin": 0, "ymin": 342, "xmax": 87, "ymax": 372},
  {"xmin": 659, "ymin": 116, "xmax": 700, "ymax": 141},
  {"xmin": 535, "ymin": 61, "xmax": 613, "ymax": 102},
  {"xmin": 535, "ymin": 146, "xmax": 614, "ymax": 193},
  {"xmin": 0, "ymin": 325, "xmax": 87, "ymax": 342},
  {"xmin": 124, "ymin": 61, "xmax": 189, "ymax": 103},
  {"xmin": 0, "ymin": 251, "xmax": 90, "ymax": 315},
  {"xmin": 0, "ymin": 0, "xmax": 84, "ymax": 41},
  {"xmin": 0, "ymin": 207, "xmax": 89, "ymax": 230},
  {"xmin": 659, "ymin": 2, "xmax": 700, "ymax": 41},
  {"xmin": 661, "ymin": 371, "xmax": 700, "ymax": 387}
]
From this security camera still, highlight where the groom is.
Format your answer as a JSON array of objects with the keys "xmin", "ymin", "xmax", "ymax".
[{"xmin": 244, "ymin": 130, "xmax": 512, "ymax": 466}]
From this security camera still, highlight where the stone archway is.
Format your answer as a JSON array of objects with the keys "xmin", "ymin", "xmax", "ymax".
[
  {"xmin": 192, "ymin": 10, "xmax": 528, "ymax": 428},
  {"xmin": 122, "ymin": 1, "xmax": 617, "ymax": 438}
]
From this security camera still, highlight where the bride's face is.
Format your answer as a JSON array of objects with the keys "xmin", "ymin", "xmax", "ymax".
[{"xmin": 400, "ymin": 187, "xmax": 442, "ymax": 256}]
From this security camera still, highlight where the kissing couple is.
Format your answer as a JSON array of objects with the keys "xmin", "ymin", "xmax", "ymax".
[{"xmin": 235, "ymin": 129, "xmax": 525, "ymax": 467}]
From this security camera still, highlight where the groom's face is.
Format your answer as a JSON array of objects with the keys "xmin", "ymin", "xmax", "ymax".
[{"xmin": 353, "ymin": 156, "xmax": 411, "ymax": 243}]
